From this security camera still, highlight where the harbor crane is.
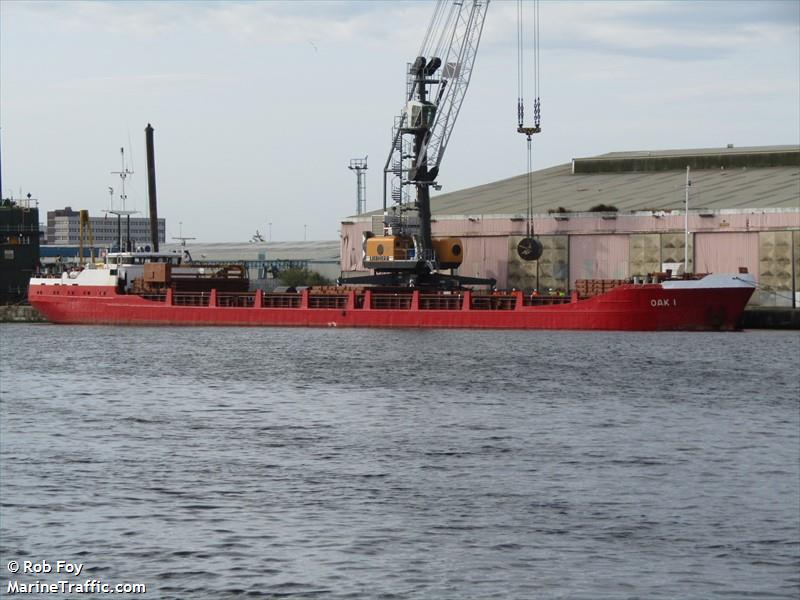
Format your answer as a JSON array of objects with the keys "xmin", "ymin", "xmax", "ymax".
[
  {"xmin": 348, "ymin": 0, "xmax": 491, "ymax": 289},
  {"xmin": 347, "ymin": 0, "xmax": 541, "ymax": 288}
]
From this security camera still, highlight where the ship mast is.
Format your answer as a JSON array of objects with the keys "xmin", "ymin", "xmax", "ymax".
[
  {"xmin": 107, "ymin": 147, "xmax": 137, "ymax": 251},
  {"xmin": 684, "ymin": 165, "xmax": 691, "ymax": 274}
]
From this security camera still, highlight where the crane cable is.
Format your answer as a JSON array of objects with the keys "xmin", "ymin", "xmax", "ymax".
[
  {"xmin": 517, "ymin": 0, "xmax": 541, "ymax": 130},
  {"xmin": 517, "ymin": 0, "xmax": 541, "ymax": 241},
  {"xmin": 516, "ymin": 0, "xmax": 524, "ymax": 129}
]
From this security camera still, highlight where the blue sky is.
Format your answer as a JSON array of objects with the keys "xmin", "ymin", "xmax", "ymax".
[{"xmin": 1, "ymin": 1, "xmax": 798, "ymax": 242}]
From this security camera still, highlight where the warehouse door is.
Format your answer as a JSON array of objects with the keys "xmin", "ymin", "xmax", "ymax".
[
  {"xmin": 461, "ymin": 237, "xmax": 508, "ymax": 287},
  {"xmin": 694, "ymin": 232, "xmax": 759, "ymax": 279},
  {"xmin": 569, "ymin": 235, "xmax": 629, "ymax": 285}
]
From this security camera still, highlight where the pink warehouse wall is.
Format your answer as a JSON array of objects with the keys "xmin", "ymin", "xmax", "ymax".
[
  {"xmin": 459, "ymin": 236, "xmax": 508, "ymax": 284},
  {"xmin": 340, "ymin": 212, "xmax": 798, "ymax": 288},
  {"xmin": 569, "ymin": 235, "xmax": 630, "ymax": 282},
  {"xmin": 694, "ymin": 232, "xmax": 760, "ymax": 279},
  {"xmin": 340, "ymin": 222, "xmax": 372, "ymax": 272}
]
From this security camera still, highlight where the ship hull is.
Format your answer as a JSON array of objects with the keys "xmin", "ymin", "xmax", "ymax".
[{"xmin": 28, "ymin": 282, "xmax": 754, "ymax": 331}]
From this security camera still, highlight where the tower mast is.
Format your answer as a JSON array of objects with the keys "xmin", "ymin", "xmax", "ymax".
[{"xmin": 348, "ymin": 156, "xmax": 368, "ymax": 215}]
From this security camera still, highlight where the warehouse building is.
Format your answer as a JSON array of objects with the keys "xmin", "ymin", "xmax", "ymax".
[{"xmin": 340, "ymin": 145, "xmax": 800, "ymax": 307}]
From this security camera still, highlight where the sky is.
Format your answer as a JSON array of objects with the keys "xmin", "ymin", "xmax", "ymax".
[{"xmin": 1, "ymin": 0, "xmax": 798, "ymax": 243}]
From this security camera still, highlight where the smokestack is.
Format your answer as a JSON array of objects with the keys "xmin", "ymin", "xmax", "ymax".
[
  {"xmin": 0, "ymin": 133, "xmax": 3, "ymax": 201},
  {"xmin": 145, "ymin": 123, "xmax": 159, "ymax": 252}
]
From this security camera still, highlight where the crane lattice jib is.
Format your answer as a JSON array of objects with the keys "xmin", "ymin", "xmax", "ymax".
[
  {"xmin": 381, "ymin": 0, "xmax": 489, "ymax": 213},
  {"xmin": 424, "ymin": 0, "xmax": 489, "ymax": 173}
]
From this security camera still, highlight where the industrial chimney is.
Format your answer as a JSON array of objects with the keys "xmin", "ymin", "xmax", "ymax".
[{"xmin": 145, "ymin": 123, "xmax": 159, "ymax": 252}]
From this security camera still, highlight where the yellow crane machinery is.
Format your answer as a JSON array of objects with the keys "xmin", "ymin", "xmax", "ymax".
[{"xmin": 363, "ymin": 235, "xmax": 463, "ymax": 271}]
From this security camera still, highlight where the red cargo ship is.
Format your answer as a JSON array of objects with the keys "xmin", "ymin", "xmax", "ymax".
[{"xmin": 28, "ymin": 251, "xmax": 755, "ymax": 331}]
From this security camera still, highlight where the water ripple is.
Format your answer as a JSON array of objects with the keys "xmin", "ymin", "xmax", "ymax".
[{"xmin": 1, "ymin": 325, "xmax": 798, "ymax": 598}]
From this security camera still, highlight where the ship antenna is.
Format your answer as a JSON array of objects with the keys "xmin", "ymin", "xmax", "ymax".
[
  {"xmin": 111, "ymin": 147, "xmax": 134, "ymax": 211},
  {"xmin": 171, "ymin": 221, "xmax": 196, "ymax": 247}
]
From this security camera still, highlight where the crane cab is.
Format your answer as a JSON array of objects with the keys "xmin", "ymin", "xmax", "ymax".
[
  {"xmin": 363, "ymin": 235, "xmax": 415, "ymax": 270},
  {"xmin": 405, "ymin": 100, "xmax": 437, "ymax": 130}
]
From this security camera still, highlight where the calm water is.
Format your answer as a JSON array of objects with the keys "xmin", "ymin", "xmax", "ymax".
[{"xmin": 1, "ymin": 324, "xmax": 798, "ymax": 599}]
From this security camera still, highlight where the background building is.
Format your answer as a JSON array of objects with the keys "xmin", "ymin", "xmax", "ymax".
[
  {"xmin": 340, "ymin": 145, "xmax": 800, "ymax": 307},
  {"xmin": 160, "ymin": 241, "xmax": 341, "ymax": 283},
  {"xmin": 45, "ymin": 206, "xmax": 165, "ymax": 247},
  {"xmin": 0, "ymin": 197, "xmax": 40, "ymax": 303}
]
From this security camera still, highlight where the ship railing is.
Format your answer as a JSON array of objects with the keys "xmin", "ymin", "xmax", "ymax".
[
  {"xmin": 470, "ymin": 294, "xmax": 517, "ymax": 311},
  {"xmin": 371, "ymin": 293, "xmax": 413, "ymax": 310},
  {"xmin": 217, "ymin": 292, "xmax": 256, "ymax": 308},
  {"xmin": 140, "ymin": 292, "xmax": 167, "ymax": 303},
  {"xmin": 136, "ymin": 288, "xmax": 575, "ymax": 311},
  {"xmin": 522, "ymin": 294, "xmax": 572, "ymax": 307},
  {"xmin": 173, "ymin": 292, "xmax": 211, "ymax": 307},
  {"xmin": 419, "ymin": 294, "xmax": 463, "ymax": 310},
  {"xmin": 573, "ymin": 279, "xmax": 628, "ymax": 298},
  {"xmin": 261, "ymin": 293, "xmax": 302, "ymax": 309},
  {"xmin": 308, "ymin": 295, "xmax": 348, "ymax": 309}
]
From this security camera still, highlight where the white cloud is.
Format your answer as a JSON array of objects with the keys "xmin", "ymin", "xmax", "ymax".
[
  {"xmin": 7, "ymin": 1, "xmax": 794, "ymax": 59},
  {"xmin": 8, "ymin": 1, "xmax": 187, "ymax": 36},
  {"xmin": 1, "ymin": 1, "xmax": 796, "ymax": 242},
  {"xmin": 2, "ymin": 0, "xmax": 432, "ymax": 48},
  {"xmin": 484, "ymin": 1, "xmax": 798, "ymax": 62}
]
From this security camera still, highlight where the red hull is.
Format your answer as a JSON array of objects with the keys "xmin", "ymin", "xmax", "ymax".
[{"xmin": 28, "ymin": 284, "xmax": 754, "ymax": 331}]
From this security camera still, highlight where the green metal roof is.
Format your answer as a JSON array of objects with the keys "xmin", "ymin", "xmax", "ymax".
[{"xmin": 364, "ymin": 145, "xmax": 800, "ymax": 217}]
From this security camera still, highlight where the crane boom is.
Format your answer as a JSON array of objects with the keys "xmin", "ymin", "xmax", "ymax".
[
  {"xmin": 380, "ymin": 0, "xmax": 490, "ymax": 279},
  {"xmin": 424, "ymin": 0, "xmax": 489, "ymax": 174}
]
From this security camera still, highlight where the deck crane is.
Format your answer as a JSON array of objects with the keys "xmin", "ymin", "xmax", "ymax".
[{"xmin": 347, "ymin": 0, "xmax": 492, "ymax": 289}]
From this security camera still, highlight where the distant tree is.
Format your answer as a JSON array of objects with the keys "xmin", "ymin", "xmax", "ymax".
[
  {"xmin": 589, "ymin": 203, "xmax": 618, "ymax": 212},
  {"xmin": 278, "ymin": 268, "xmax": 331, "ymax": 288}
]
